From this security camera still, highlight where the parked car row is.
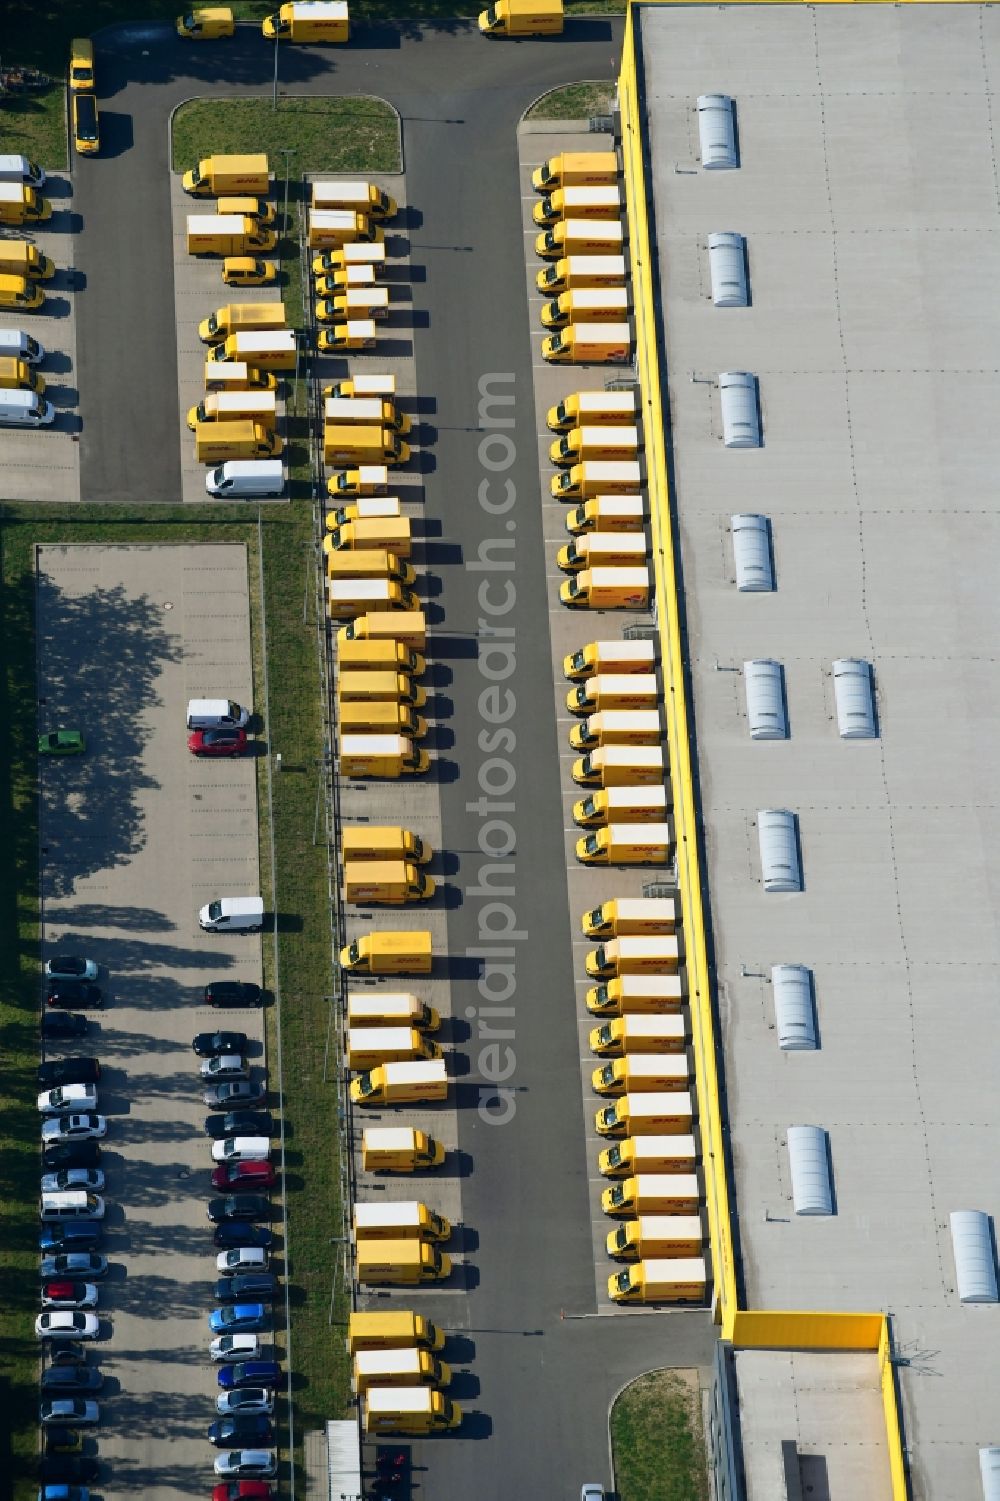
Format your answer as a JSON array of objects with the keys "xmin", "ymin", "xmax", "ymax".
[
  {"xmin": 195, "ymin": 1029, "xmax": 281, "ymax": 1482},
  {"xmin": 34, "ymin": 1034, "xmax": 109, "ymax": 1490}
]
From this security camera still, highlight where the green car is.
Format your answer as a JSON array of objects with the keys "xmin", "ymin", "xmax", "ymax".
[{"xmin": 38, "ymin": 731, "xmax": 86, "ymax": 757}]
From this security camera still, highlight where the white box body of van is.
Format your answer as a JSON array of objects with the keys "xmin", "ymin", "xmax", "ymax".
[
  {"xmin": 0, "ymin": 389, "xmax": 54, "ymax": 425},
  {"xmin": 0, "ymin": 154, "xmax": 45, "ymax": 186},
  {"xmin": 41, "ymin": 1190, "xmax": 106, "ymax": 1221},
  {"xmin": 199, "ymin": 896, "xmax": 265, "ymax": 931},
  {"xmin": 0, "ymin": 329, "xmax": 45, "ymax": 365},
  {"xmin": 186, "ymin": 698, "xmax": 251, "ymax": 729},
  {"xmin": 205, "ymin": 459, "xmax": 285, "ymax": 498}
]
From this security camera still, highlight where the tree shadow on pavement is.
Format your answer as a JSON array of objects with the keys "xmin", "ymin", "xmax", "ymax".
[{"xmin": 35, "ymin": 571, "xmax": 182, "ymax": 902}]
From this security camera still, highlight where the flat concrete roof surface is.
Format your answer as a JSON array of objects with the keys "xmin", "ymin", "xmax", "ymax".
[{"xmin": 638, "ymin": 5, "xmax": 1000, "ymax": 1498}]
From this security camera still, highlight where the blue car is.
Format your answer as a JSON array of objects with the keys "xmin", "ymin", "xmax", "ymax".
[
  {"xmin": 208, "ymin": 1304, "xmax": 269, "ymax": 1335},
  {"xmin": 38, "ymin": 1488, "xmax": 90, "ymax": 1501},
  {"xmin": 39, "ymin": 1225, "xmax": 102, "ymax": 1253},
  {"xmin": 217, "ymin": 1359, "xmax": 281, "ymax": 1391}
]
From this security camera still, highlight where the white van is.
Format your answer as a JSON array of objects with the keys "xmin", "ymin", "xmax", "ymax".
[
  {"xmin": 40, "ymin": 1190, "xmax": 106, "ymax": 1221},
  {"xmin": 0, "ymin": 154, "xmax": 46, "ymax": 186},
  {"xmin": 186, "ymin": 699, "xmax": 250, "ymax": 730},
  {"xmin": 199, "ymin": 896, "xmax": 265, "ymax": 932},
  {"xmin": 0, "ymin": 329, "xmax": 45, "ymax": 366},
  {"xmin": 0, "ymin": 389, "xmax": 54, "ymax": 426},
  {"xmin": 205, "ymin": 459, "xmax": 285, "ymax": 499}
]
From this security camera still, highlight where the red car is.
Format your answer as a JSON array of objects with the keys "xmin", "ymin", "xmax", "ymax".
[
  {"xmin": 188, "ymin": 728, "xmax": 248, "ymax": 757},
  {"xmin": 211, "ymin": 1160, "xmax": 276, "ymax": 1192},
  {"xmin": 213, "ymin": 1485, "xmax": 274, "ymax": 1501}
]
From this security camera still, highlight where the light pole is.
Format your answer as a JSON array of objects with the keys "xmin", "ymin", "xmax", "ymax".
[{"xmin": 272, "ymin": 26, "xmax": 280, "ymax": 109}]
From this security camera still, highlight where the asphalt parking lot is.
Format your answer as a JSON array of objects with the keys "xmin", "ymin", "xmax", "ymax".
[{"xmin": 37, "ymin": 543, "xmax": 264, "ymax": 1501}]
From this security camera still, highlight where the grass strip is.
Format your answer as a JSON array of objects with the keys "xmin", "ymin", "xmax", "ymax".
[
  {"xmin": 610, "ymin": 1368, "xmax": 710, "ymax": 1501},
  {"xmin": 171, "ymin": 96, "xmax": 400, "ymax": 178},
  {"xmin": 526, "ymin": 80, "xmax": 616, "ymax": 119}
]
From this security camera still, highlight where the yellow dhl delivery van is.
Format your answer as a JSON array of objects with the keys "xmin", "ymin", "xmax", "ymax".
[
  {"xmin": 194, "ymin": 421, "xmax": 281, "ymax": 462},
  {"xmin": 542, "ymin": 322, "xmax": 632, "ymax": 365},
  {"xmin": 582, "ymin": 896, "xmax": 679, "ymax": 939},
  {"xmin": 347, "ymin": 990, "xmax": 439, "ymax": 1030},
  {"xmin": 183, "ymin": 153, "xmax": 269, "ymax": 196},
  {"xmin": 318, "ymin": 319, "xmax": 377, "ymax": 353},
  {"xmin": 564, "ymin": 638, "xmax": 656, "ymax": 681},
  {"xmin": 353, "ymin": 1347, "xmax": 452, "ymax": 1393},
  {"xmin": 551, "ymin": 422, "xmax": 639, "ymax": 467},
  {"xmin": 571, "ymin": 745, "xmax": 665, "ymax": 789},
  {"xmin": 0, "ymin": 184, "xmax": 51, "ymax": 225},
  {"xmin": 478, "ymin": 0, "xmax": 563, "ymax": 36},
  {"xmin": 351, "ymin": 1059, "xmax": 448, "ymax": 1107},
  {"xmin": 325, "ymin": 372, "xmax": 395, "ymax": 398},
  {"xmin": 589, "ymin": 1014, "xmax": 688, "ymax": 1057},
  {"xmin": 564, "ymin": 497, "xmax": 645, "ymax": 535},
  {"xmin": 344, "ymin": 859, "xmax": 434, "ymax": 904},
  {"xmin": 327, "ymin": 543, "xmax": 411, "ymax": 582},
  {"xmin": 561, "ymin": 567, "xmax": 651, "ymax": 611},
  {"xmin": 573, "ymin": 785, "xmax": 669, "ymax": 828},
  {"xmin": 327, "ymin": 463, "xmax": 389, "ymax": 496},
  {"xmin": 187, "ymin": 391, "xmax": 277, "ymax": 429},
  {"xmin": 339, "ymin": 733, "xmax": 428, "ymax": 778},
  {"xmin": 608, "ymin": 1256, "xmax": 707, "ymax": 1305},
  {"xmin": 347, "ymin": 1308, "xmax": 445, "ymax": 1353},
  {"xmin": 263, "ymin": 2, "xmax": 350, "ymax": 43},
  {"xmin": 338, "ymin": 610, "xmax": 426, "ymax": 650},
  {"xmin": 568, "ymin": 710, "xmax": 662, "ymax": 751},
  {"xmin": 352, "ymin": 1200, "xmax": 450, "ymax": 1244},
  {"xmin": 0, "ymin": 357, "xmax": 44, "ymax": 393},
  {"xmin": 308, "ymin": 209, "xmax": 382, "ymax": 249},
  {"xmin": 532, "ymin": 151, "xmax": 618, "ymax": 192},
  {"xmin": 325, "ymin": 396, "xmax": 409, "ymax": 434},
  {"xmin": 337, "ymin": 635, "xmax": 421, "ymax": 672},
  {"xmin": 177, "ymin": 9, "xmax": 237, "ymax": 39},
  {"xmin": 361, "ymin": 1126, "xmax": 445, "ymax": 1173},
  {"xmin": 327, "ymin": 496, "xmax": 403, "ymax": 529},
  {"xmin": 346, "ymin": 1026, "xmax": 441, "ymax": 1072},
  {"xmin": 204, "ymin": 361, "xmax": 276, "ymax": 393},
  {"xmin": 327, "ymin": 579, "xmax": 418, "ymax": 619},
  {"xmin": 558, "ymin": 534, "xmax": 648, "ymax": 575},
  {"xmin": 69, "ymin": 37, "xmax": 95, "ymax": 89},
  {"xmin": 547, "ymin": 388, "xmax": 637, "ymax": 431},
  {"xmin": 341, "ymin": 930, "xmax": 433, "ymax": 977},
  {"xmin": 313, "ymin": 242, "xmax": 387, "ymax": 276},
  {"xmin": 211, "ymin": 330, "xmax": 297, "ymax": 369},
  {"xmin": 586, "ymin": 975, "xmax": 685, "ymax": 1017},
  {"xmin": 552, "ymin": 459, "xmax": 641, "ymax": 500},
  {"xmin": 607, "ymin": 1214, "xmax": 703, "ymax": 1261},
  {"xmin": 313, "ymin": 180, "xmax": 397, "ymax": 219},
  {"xmin": 338, "ymin": 702, "xmax": 426, "ymax": 739},
  {"xmin": 0, "ymin": 274, "xmax": 43, "ymax": 310},
  {"xmin": 324, "ymin": 424, "xmax": 409, "ymax": 465},
  {"xmin": 199, "ymin": 302, "xmax": 285, "ymax": 344},
  {"xmin": 567, "ymin": 673, "xmax": 658, "ymax": 716},
  {"xmin": 316, "ymin": 286, "xmax": 390, "ymax": 323},
  {"xmin": 0, "ymin": 243, "xmax": 54, "ymax": 281},
  {"xmin": 540, "ymin": 287, "xmax": 630, "ymax": 330},
  {"xmin": 575, "ymin": 822, "xmax": 673, "ymax": 867},
  {"xmin": 601, "ymin": 1174, "xmax": 701, "ymax": 1217},
  {"xmin": 535, "ymin": 218, "xmax": 624, "ymax": 260},
  {"xmin": 586, "ymin": 935, "xmax": 681, "ymax": 978},
  {"xmin": 356, "ymin": 1239, "xmax": 451, "ymax": 1285},
  {"xmin": 592, "ymin": 1055, "xmax": 691, "ymax": 1098},
  {"xmin": 363, "ymin": 1386, "xmax": 461, "ymax": 1435},
  {"xmin": 533, "ymin": 184, "xmax": 622, "ymax": 228},
  {"xmin": 598, "ymin": 1132, "xmax": 698, "ymax": 1178},
  {"xmin": 595, "ymin": 1090, "xmax": 695, "ymax": 1138},
  {"xmin": 186, "ymin": 214, "xmax": 276, "ymax": 256},
  {"xmin": 338, "ymin": 670, "xmax": 426, "ymax": 708},
  {"xmin": 342, "ymin": 826, "xmax": 432, "ymax": 868},
  {"xmin": 537, "ymin": 253, "xmax": 626, "ymax": 294},
  {"xmin": 326, "ymin": 516, "xmax": 412, "ymax": 555}
]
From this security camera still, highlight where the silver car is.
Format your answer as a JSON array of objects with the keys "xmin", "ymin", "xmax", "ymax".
[{"xmin": 37, "ymin": 1084, "xmax": 98, "ymax": 1114}]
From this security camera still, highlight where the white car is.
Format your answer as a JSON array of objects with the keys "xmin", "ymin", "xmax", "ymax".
[
  {"xmin": 45, "ymin": 957, "xmax": 99, "ymax": 981},
  {"xmin": 36, "ymin": 1311, "xmax": 100, "ymax": 1341},
  {"xmin": 580, "ymin": 1488, "xmax": 604, "ymax": 1501},
  {"xmin": 216, "ymin": 1248, "xmax": 268, "ymax": 1276},
  {"xmin": 200, "ymin": 1054, "xmax": 251, "ymax": 1081},
  {"xmin": 41, "ymin": 1114, "xmax": 107, "ymax": 1144},
  {"xmin": 209, "ymin": 1333, "xmax": 260, "ymax": 1362},
  {"xmin": 217, "ymin": 1387, "xmax": 275, "ymax": 1416},
  {"xmin": 40, "ymin": 1397, "xmax": 100, "ymax": 1425},
  {"xmin": 213, "ymin": 1450, "xmax": 277, "ymax": 1479},
  {"xmin": 38, "ymin": 1084, "xmax": 99, "ymax": 1114},
  {"xmin": 41, "ymin": 1168, "xmax": 105, "ymax": 1193},
  {"xmin": 211, "ymin": 1137, "xmax": 271, "ymax": 1164}
]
